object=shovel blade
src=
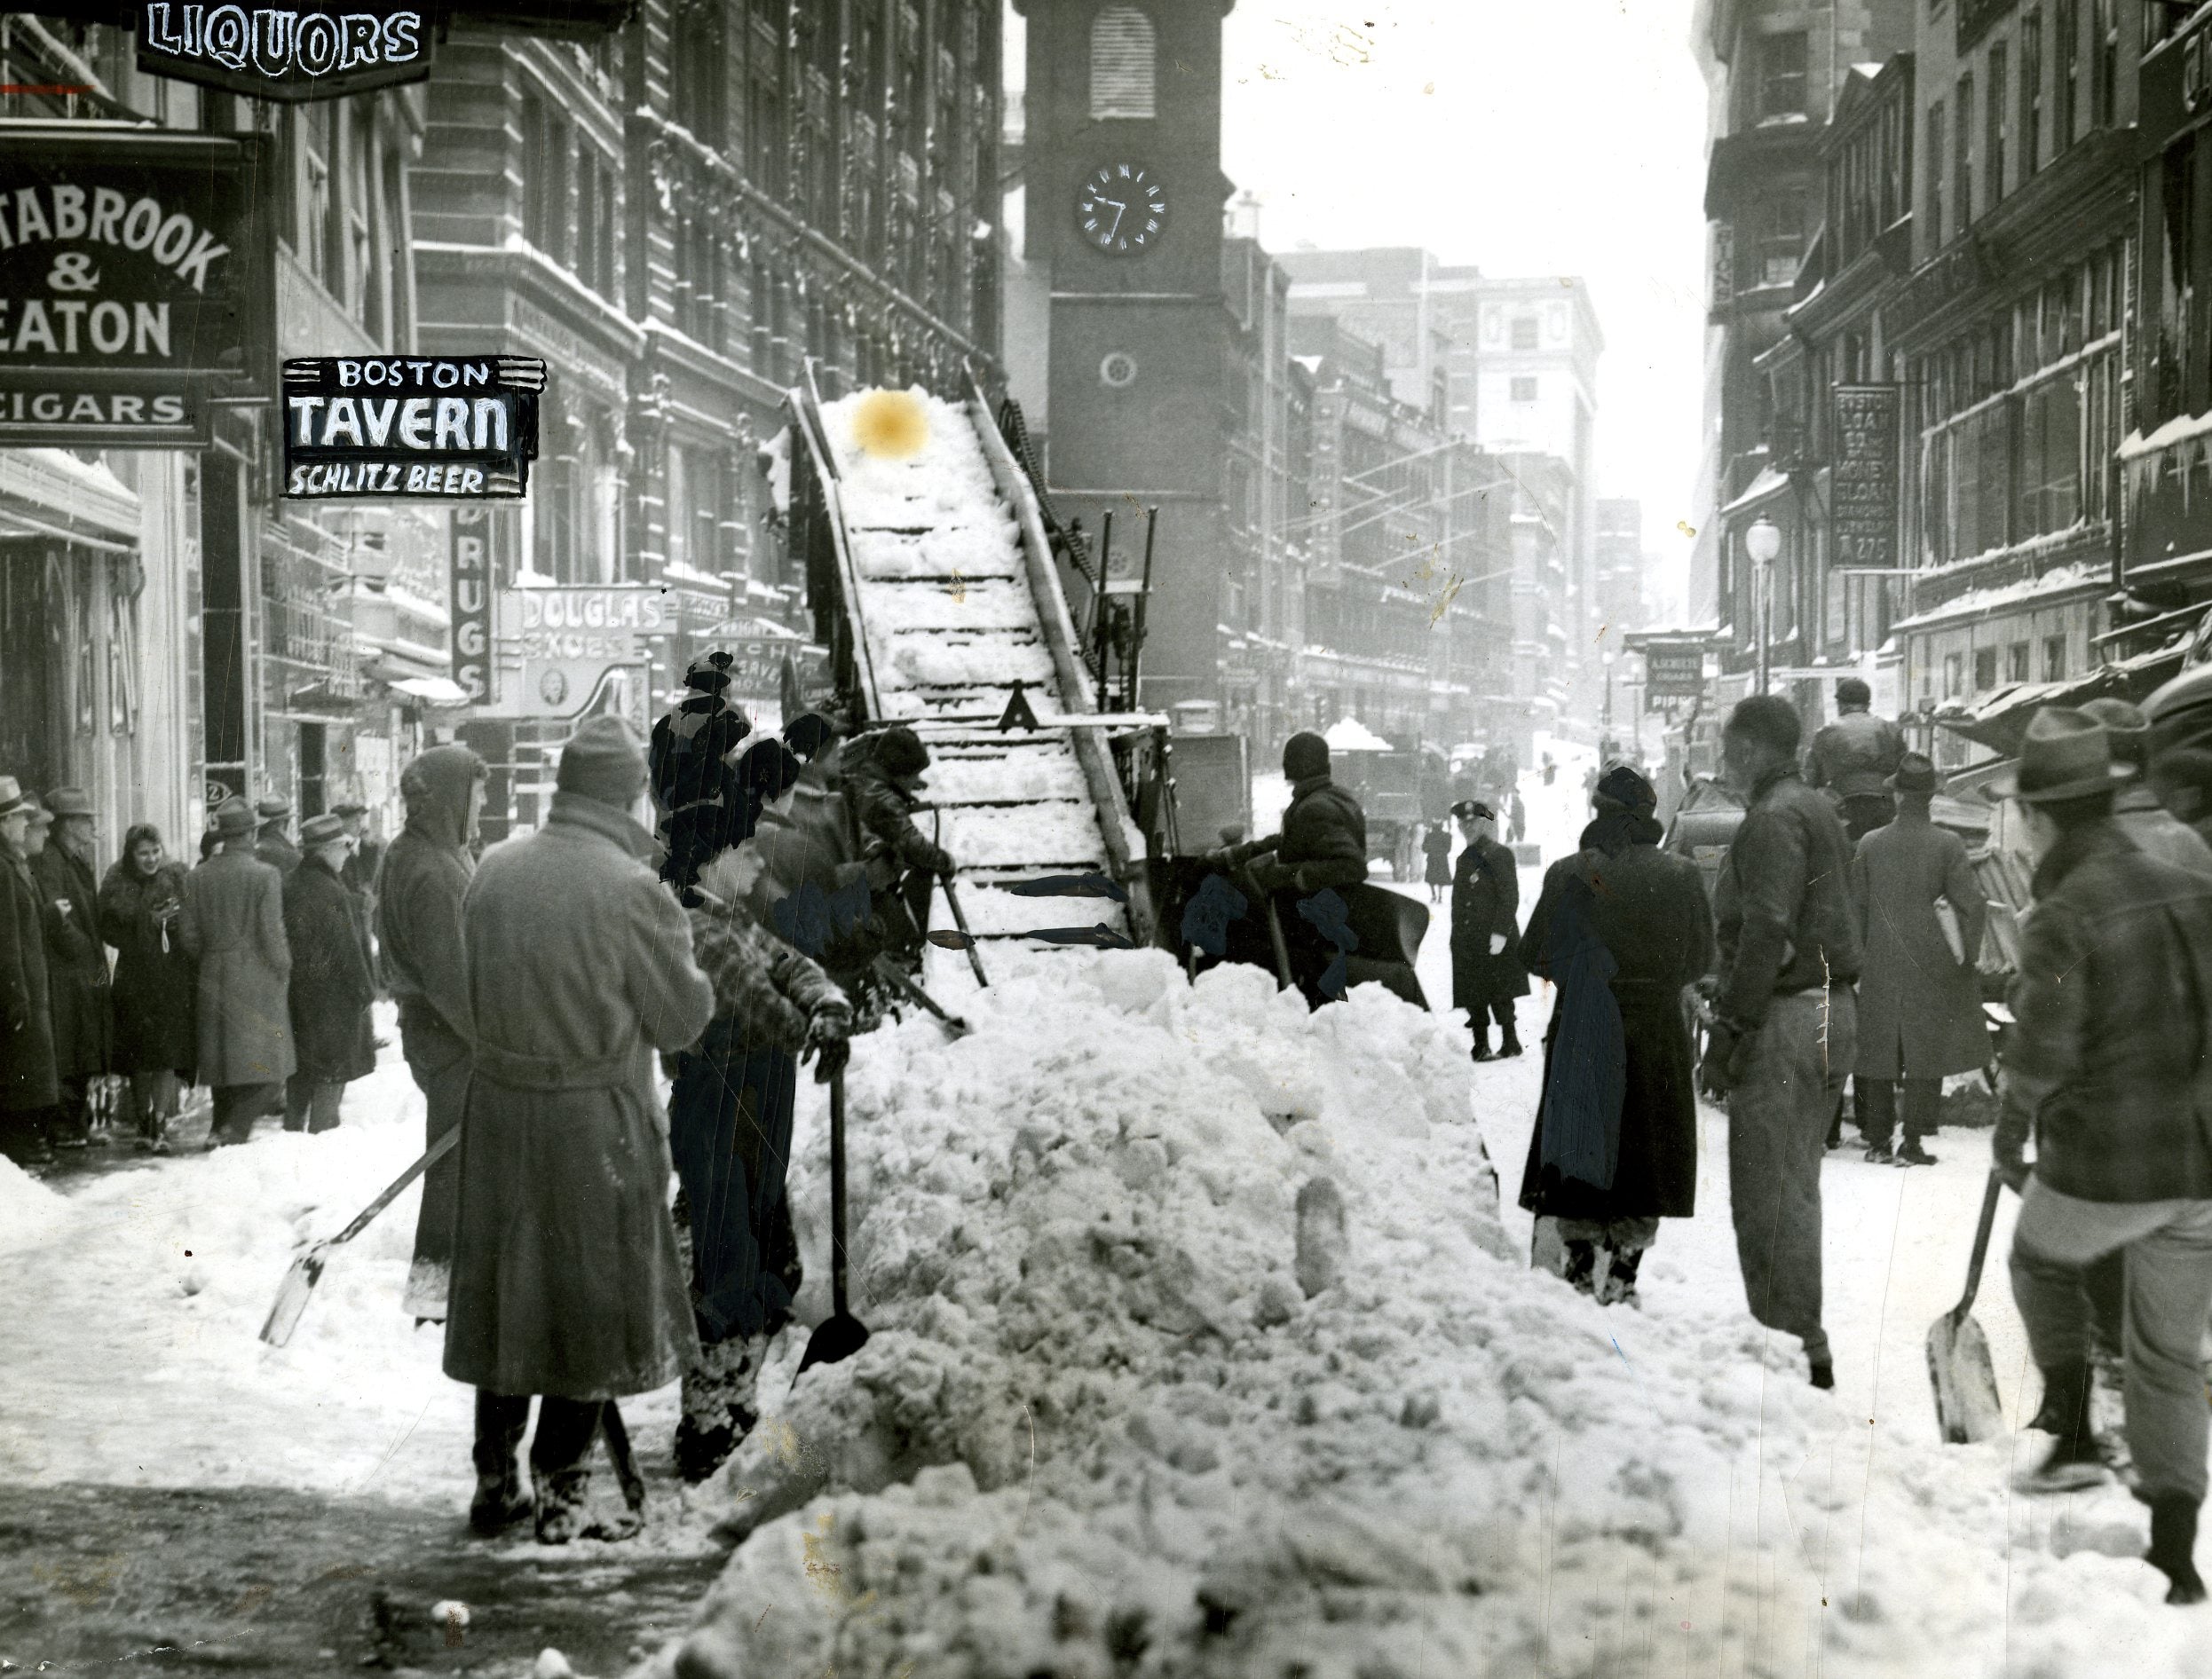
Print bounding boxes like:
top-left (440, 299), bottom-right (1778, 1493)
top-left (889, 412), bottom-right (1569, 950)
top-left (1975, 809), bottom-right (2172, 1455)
top-left (1927, 1309), bottom-right (2005, 1445)
top-left (791, 1312), bottom-right (871, 1386)
top-left (258, 1249), bottom-right (327, 1348)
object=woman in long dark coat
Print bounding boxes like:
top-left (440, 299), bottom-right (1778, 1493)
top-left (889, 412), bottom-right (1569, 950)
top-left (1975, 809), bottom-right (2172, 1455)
top-left (1450, 800), bottom-right (1529, 1059)
top-left (98, 824), bottom-right (196, 1151)
top-left (1518, 765), bottom-right (1715, 1305)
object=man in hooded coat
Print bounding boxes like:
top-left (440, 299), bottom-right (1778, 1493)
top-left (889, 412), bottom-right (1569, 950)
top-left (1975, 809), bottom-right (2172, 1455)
top-left (445, 716), bottom-right (715, 1544)
top-left (179, 796), bottom-right (296, 1147)
top-left (377, 744), bottom-right (488, 1322)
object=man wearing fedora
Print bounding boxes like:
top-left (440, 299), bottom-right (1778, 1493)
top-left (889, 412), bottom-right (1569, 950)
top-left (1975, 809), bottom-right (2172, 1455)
top-left (1807, 676), bottom-right (1907, 844)
top-left (1993, 707), bottom-right (2212, 1604)
top-left (1845, 753), bottom-right (1988, 1167)
top-left (254, 794), bottom-right (300, 879)
top-left (179, 795), bottom-right (296, 1147)
top-left (280, 815), bottom-right (377, 1135)
top-left (0, 776), bottom-right (59, 1163)
top-left (31, 788), bottom-right (113, 1150)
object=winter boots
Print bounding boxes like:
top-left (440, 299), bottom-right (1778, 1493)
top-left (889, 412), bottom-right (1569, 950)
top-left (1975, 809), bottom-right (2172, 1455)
top-left (2014, 1361), bottom-right (2107, 1494)
top-left (470, 1392), bottom-right (533, 1536)
top-left (1497, 1023), bottom-right (1524, 1058)
top-left (675, 1334), bottom-right (770, 1485)
top-left (2147, 1497), bottom-right (2208, 1604)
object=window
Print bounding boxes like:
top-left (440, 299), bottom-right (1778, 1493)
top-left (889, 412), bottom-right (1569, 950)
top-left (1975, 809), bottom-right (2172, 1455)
top-left (520, 92), bottom-right (569, 263)
top-left (2094, 0), bottom-right (2118, 128)
top-left (672, 4), bottom-right (725, 147)
top-left (1927, 97), bottom-right (1947, 239)
top-left (574, 149), bottom-right (614, 296)
top-left (2156, 137), bottom-right (2196, 422)
top-left (1973, 646), bottom-right (1998, 690)
top-left (108, 592), bottom-right (138, 736)
top-left (1090, 6), bottom-right (1155, 120)
top-left (2021, 12), bottom-right (2042, 181)
top-left (1510, 376), bottom-right (1537, 403)
top-left (2008, 642), bottom-right (2031, 683)
top-left (1945, 651), bottom-right (1965, 698)
top-left (2017, 372), bottom-right (2084, 538)
top-left (1758, 31), bottom-right (1807, 121)
top-left (2056, 0), bottom-right (2078, 150)
top-left (748, 52), bottom-right (785, 189)
top-left (1986, 42), bottom-right (2008, 205)
top-left (1954, 71), bottom-right (1974, 228)
top-left (2045, 634), bottom-right (2067, 679)
top-left (1511, 316), bottom-right (1539, 351)
top-left (1751, 194), bottom-right (1804, 288)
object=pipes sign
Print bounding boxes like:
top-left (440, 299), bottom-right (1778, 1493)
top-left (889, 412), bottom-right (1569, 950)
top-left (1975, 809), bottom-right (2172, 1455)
top-left (281, 356), bottom-right (543, 501)
top-left (137, 4), bottom-right (436, 101)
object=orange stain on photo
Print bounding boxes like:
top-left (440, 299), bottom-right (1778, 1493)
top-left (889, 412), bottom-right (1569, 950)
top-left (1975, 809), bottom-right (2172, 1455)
top-left (850, 390), bottom-right (928, 460)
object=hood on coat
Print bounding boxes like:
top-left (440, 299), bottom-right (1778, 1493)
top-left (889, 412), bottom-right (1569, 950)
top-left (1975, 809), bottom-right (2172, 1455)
top-left (400, 745), bottom-right (486, 850)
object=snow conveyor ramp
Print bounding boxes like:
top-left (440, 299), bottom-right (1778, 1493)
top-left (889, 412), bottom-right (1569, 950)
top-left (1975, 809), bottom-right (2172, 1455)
top-left (810, 387), bottom-right (1146, 946)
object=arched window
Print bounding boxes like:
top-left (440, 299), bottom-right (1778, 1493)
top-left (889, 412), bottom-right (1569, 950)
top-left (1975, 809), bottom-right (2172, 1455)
top-left (1090, 6), bottom-right (1156, 120)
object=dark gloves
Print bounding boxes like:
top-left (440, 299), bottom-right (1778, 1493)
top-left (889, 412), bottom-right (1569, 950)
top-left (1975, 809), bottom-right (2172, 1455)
top-left (922, 845), bottom-right (956, 879)
top-left (1993, 1101), bottom-right (2032, 1194)
top-left (1246, 857), bottom-right (1297, 894)
top-left (806, 1005), bottom-right (853, 1085)
top-left (1698, 1019), bottom-right (1752, 1101)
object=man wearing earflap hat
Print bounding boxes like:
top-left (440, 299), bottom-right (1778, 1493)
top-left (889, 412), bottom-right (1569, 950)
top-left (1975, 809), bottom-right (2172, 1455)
top-left (1207, 730), bottom-right (1370, 1005)
top-left (1992, 707), bottom-right (2212, 1604)
top-left (445, 713), bottom-right (715, 1544)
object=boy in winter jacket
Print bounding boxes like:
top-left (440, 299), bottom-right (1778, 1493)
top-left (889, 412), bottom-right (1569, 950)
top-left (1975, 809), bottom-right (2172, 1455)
top-left (838, 724), bottom-right (955, 952)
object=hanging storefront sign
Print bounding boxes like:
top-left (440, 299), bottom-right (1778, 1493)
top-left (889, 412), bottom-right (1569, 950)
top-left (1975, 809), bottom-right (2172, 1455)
top-left (449, 502), bottom-right (493, 703)
top-left (136, 4), bottom-right (434, 101)
top-left (1832, 383), bottom-right (1901, 572)
top-left (1640, 642), bottom-right (1708, 701)
top-left (502, 584), bottom-right (668, 719)
top-left (0, 125), bottom-right (273, 448)
top-left (282, 356), bottom-right (543, 500)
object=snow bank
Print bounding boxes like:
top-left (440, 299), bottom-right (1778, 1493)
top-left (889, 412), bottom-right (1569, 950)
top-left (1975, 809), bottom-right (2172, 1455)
top-left (0, 1153), bottom-right (70, 1256)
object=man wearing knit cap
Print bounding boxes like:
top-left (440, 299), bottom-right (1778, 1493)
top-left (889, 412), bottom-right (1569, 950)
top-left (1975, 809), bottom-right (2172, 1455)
top-left (840, 722), bottom-right (956, 951)
top-left (1207, 731), bottom-right (1370, 1005)
top-left (445, 713), bottom-right (715, 1543)
top-left (1807, 677), bottom-right (1906, 843)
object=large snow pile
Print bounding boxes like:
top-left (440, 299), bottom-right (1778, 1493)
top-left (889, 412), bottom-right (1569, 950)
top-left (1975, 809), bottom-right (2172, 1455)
top-left (641, 952), bottom-right (1909, 1679)
top-left (0, 1152), bottom-right (70, 1257)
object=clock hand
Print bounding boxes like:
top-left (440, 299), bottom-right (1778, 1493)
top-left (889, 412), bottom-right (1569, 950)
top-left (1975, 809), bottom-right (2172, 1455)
top-left (1102, 200), bottom-right (1126, 240)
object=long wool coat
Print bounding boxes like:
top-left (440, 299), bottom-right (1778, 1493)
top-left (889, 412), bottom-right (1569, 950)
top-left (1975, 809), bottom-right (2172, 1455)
top-left (1518, 822), bottom-right (1716, 1224)
top-left (1848, 808), bottom-right (1990, 1081)
top-left (1, 847), bottom-right (57, 1113)
top-left (178, 847), bottom-right (296, 1090)
top-left (443, 791), bottom-right (716, 1400)
top-left (1450, 835), bottom-right (1529, 1011)
top-left (99, 857), bottom-right (197, 1076)
top-left (33, 844), bottom-right (113, 1081)
top-left (282, 855), bottom-right (376, 1084)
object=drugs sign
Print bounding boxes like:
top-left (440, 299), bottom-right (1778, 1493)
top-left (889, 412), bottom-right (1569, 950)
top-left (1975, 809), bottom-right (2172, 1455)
top-left (282, 356), bottom-right (543, 500)
top-left (0, 126), bottom-right (273, 447)
top-left (137, 4), bottom-right (434, 101)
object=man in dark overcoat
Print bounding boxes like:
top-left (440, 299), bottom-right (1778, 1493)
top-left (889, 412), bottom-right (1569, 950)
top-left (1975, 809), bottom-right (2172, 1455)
top-left (280, 816), bottom-right (376, 1134)
top-left (1847, 753), bottom-right (1988, 1166)
top-left (377, 745), bottom-right (486, 1324)
top-left (1208, 731), bottom-right (1369, 1006)
top-left (0, 776), bottom-right (58, 1163)
top-left (254, 795), bottom-right (300, 878)
top-left (446, 715), bottom-right (715, 1544)
top-left (178, 796), bottom-right (296, 1147)
top-left (1449, 799), bottom-right (1527, 1060)
top-left (1992, 708), bottom-right (2212, 1606)
top-left (30, 789), bottom-right (111, 1148)
top-left (1519, 766), bottom-right (1714, 1304)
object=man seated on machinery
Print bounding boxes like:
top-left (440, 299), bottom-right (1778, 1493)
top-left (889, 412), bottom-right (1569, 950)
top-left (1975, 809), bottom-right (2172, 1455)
top-left (837, 723), bottom-right (957, 964)
top-left (1205, 731), bottom-right (1370, 1005)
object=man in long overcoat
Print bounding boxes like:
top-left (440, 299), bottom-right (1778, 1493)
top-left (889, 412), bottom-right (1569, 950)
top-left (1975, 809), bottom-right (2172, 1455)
top-left (376, 744), bottom-right (486, 1323)
top-left (1449, 800), bottom-right (1527, 1059)
top-left (255, 795), bottom-right (300, 878)
top-left (0, 776), bottom-right (58, 1163)
top-left (280, 816), bottom-right (376, 1134)
top-left (1847, 753), bottom-right (1989, 1166)
top-left (178, 796), bottom-right (296, 1147)
top-left (446, 715), bottom-right (715, 1544)
top-left (30, 789), bottom-right (111, 1148)
top-left (1519, 766), bottom-right (1714, 1304)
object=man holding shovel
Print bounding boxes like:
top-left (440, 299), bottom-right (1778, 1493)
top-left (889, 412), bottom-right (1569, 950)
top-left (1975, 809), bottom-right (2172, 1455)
top-left (1993, 708), bottom-right (2212, 1604)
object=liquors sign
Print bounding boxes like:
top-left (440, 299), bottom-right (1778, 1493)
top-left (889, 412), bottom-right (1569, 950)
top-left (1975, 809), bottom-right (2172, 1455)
top-left (137, 4), bottom-right (435, 101)
top-left (0, 126), bottom-right (273, 447)
top-left (281, 356), bottom-right (543, 499)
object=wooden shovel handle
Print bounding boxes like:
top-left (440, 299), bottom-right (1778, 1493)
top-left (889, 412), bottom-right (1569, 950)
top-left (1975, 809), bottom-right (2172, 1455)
top-left (1954, 1167), bottom-right (2004, 1319)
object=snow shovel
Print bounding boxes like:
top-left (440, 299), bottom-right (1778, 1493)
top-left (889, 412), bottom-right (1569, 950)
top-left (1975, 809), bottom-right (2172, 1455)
top-left (794, 1068), bottom-right (869, 1383)
top-left (933, 811), bottom-right (990, 989)
top-left (1239, 865), bottom-right (1296, 990)
top-left (260, 1127), bottom-right (461, 1348)
top-left (1927, 1167), bottom-right (2008, 1445)
top-left (871, 954), bottom-right (972, 1036)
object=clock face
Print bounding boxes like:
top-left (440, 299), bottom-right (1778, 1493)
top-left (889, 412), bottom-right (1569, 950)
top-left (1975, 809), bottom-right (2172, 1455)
top-left (1076, 163), bottom-right (1167, 255)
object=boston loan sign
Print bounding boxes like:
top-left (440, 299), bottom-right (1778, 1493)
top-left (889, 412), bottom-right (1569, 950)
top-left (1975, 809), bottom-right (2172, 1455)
top-left (0, 126), bottom-right (272, 447)
top-left (282, 355), bottom-right (544, 500)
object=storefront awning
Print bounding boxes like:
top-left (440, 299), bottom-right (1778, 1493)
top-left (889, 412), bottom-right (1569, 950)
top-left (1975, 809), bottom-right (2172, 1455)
top-left (388, 675), bottom-right (474, 705)
top-left (1935, 671), bottom-right (2120, 754)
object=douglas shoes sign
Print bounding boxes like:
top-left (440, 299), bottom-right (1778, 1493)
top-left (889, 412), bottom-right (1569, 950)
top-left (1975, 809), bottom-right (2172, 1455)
top-left (138, 4), bottom-right (435, 100)
top-left (281, 355), bottom-right (544, 501)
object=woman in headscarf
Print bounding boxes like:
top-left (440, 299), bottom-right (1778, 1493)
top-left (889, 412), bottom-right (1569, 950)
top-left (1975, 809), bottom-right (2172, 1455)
top-left (97, 824), bottom-right (196, 1152)
top-left (1519, 765), bottom-right (1715, 1305)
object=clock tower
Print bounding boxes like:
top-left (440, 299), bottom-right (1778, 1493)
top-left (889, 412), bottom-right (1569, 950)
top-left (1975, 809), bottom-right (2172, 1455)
top-left (1013, 0), bottom-right (1237, 714)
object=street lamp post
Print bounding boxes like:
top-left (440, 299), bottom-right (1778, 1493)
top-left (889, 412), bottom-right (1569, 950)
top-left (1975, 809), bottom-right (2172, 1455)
top-left (1746, 514), bottom-right (1782, 696)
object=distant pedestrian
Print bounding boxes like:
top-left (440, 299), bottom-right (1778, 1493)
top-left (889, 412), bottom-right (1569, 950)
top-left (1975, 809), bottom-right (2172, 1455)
top-left (1991, 708), bottom-right (2212, 1607)
top-left (446, 716), bottom-right (714, 1544)
top-left (1421, 821), bottom-right (1453, 903)
top-left (98, 824), bottom-right (196, 1152)
top-left (2082, 698), bottom-right (2212, 872)
top-left (1542, 753), bottom-right (1557, 787)
top-left (280, 815), bottom-right (375, 1135)
top-left (1508, 789), bottom-right (1527, 845)
top-left (1806, 677), bottom-right (1906, 843)
top-left (1847, 753), bottom-right (1989, 1167)
top-left (376, 745), bottom-right (487, 1321)
top-left (333, 800), bottom-right (384, 902)
top-left (1449, 800), bottom-right (1526, 1060)
top-left (254, 795), bottom-right (300, 878)
top-left (1519, 766), bottom-right (1713, 1305)
top-left (31, 789), bottom-right (112, 1149)
top-left (1699, 695), bottom-right (1860, 1390)
top-left (0, 776), bottom-right (58, 1164)
top-left (178, 795), bottom-right (296, 1148)
top-left (2146, 666), bottom-right (2212, 849)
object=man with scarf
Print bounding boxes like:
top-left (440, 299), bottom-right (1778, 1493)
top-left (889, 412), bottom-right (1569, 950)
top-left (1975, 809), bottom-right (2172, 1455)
top-left (376, 745), bottom-right (488, 1327)
top-left (1520, 765), bottom-right (1714, 1305)
top-left (1700, 696), bottom-right (1860, 1389)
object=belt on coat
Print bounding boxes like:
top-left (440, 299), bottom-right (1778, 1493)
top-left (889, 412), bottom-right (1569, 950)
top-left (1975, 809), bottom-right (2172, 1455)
top-left (472, 1041), bottom-right (634, 1092)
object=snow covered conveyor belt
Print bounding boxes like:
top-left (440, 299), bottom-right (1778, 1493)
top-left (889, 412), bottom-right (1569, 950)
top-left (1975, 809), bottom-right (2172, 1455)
top-left (815, 388), bottom-right (1143, 947)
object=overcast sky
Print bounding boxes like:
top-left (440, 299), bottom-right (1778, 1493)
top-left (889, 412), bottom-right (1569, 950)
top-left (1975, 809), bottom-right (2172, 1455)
top-left (1007, 2), bottom-right (1710, 605)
